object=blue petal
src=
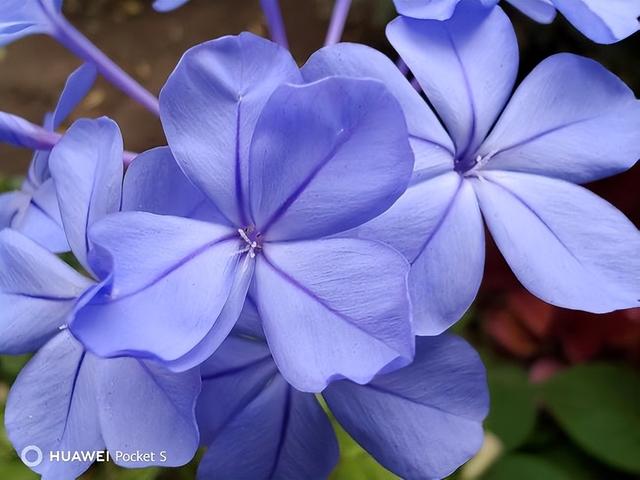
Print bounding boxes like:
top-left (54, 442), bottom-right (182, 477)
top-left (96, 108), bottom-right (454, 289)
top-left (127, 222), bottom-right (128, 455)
top-left (122, 146), bottom-right (228, 224)
top-left (197, 336), bottom-right (338, 480)
top-left (0, 111), bottom-right (59, 150)
top-left (393, 0), bottom-right (463, 20)
top-left (5, 331), bottom-right (104, 479)
top-left (232, 297), bottom-right (265, 339)
top-left (153, 0), bottom-right (190, 11)
top-left (48, 117), bottom-right (124, 274)
top-left (71, 212), bottom-right (248, 369)
top-left (96, 358), bottom-right (201, 467)
top-left (480, 54), bottom-right (640, 184)
top-left (254, 238), bottom-right (414, 392)
top-left (553, 0), bottom-right (640, 43)
top-left (160, 32), bottom-right (301, 226)
top-left (249, 77), bottom-right (414, 241)
top-left (0, 229), bottom-right (91, 354)
top-left (0, 0), bottom-right (56, 47)
top-left (15, 178), bottom-right (69, 253)
top-left (197, 335), bottom-right (278, 445)
top-left (505, 0), bottom-right (557, 23)
top-left (393, 0), bottom-right (498, 20)
top-left (472, 170), bottom-right (640, 312)
top-left (0, 191), bottom-right (26, 228)
top-left (386, 2), bottom-right (518, 160)
top-left (301, 42), bottom-right (454, 181)
top-left (349, 172), bottom-right (485, 335)
top-left (48, 63), bottom-right (98, 131)
top-left (324, 335), bottom-right (488, 480)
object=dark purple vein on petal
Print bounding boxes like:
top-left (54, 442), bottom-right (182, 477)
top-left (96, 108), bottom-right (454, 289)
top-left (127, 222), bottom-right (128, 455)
top-left (444, 29), bottom-right (476, 161)
top-left (260, 126), bottom-right (354, 235)
top-left (260, 253), bottom-right (404, 353)
top-left (58, 350), bottom-right (87, 447)
top-left (361, 382), bottom-right (481, 422)
top-left (92, 234), bottom-right (237, 305)
top-left (205, 363), bottom-right (279, 440)
top-left (486, 115), bottom-right (606, 160)
top-left (266, 384), bottom-right (292, 479)
top-left (482, 175), bottom-right (584, 266)
top-left (11, 292), bottom-right (78, 302)
top-left (410, 175), bottom-right (464, 265)
top-left (234, 101), bottom-right (248, 225)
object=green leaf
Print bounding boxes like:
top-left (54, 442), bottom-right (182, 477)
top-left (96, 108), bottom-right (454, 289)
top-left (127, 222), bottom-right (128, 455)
top-left (485, 365), bottom-right (537, 450)
top-left (0, 462), bottom-right (39, 480)
top-left (482, 454), bottom-right (571, 480)
top-left (539, 363), bottom-right (640, 473)
top-left (330, 422), bottom-right (399, 480)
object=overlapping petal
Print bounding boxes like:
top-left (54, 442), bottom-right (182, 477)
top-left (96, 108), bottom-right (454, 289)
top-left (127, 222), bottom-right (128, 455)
top-left (5, 331), bottom-right (103, 480)
top-left (480, 54), bottom-right (640, 184)
top-left (553, 0), bottom-right (640, 44)
top-left (249, 77), bottom-right (413, 241)
top-left (122, 146), bottom-right (227, 223)
top-left (351, 172), bottom-right (485, 335)
top-left (473, 171), bottom-right (640, 313)
top-left (160, 32), bottom-right (301, 226)
top-left (48, 117), bottom-right (124, 272)
top-left (253, 238), bottom-right (414, 392)
top-left (15, 178), bottom-right (68, 253)
top-left (393, 0), bottom-right (498, 20)
top-left (47, 63), bottom-right (98, 131)
top-left (6, 330), bottom-right (202, 477)
top-left (387, 1), bottom-right (518, 158)
top-left (301, 42), bottom-right (454, 180)
top-left (324, 335), bottom-right (489, 480)
top-left (96, 358), bottom-right (201, 468)
top-left (197, 336), bottom-right (338, 480)
top-left (71, 212), bottom-right (247, 369)
top-left (506, 0), bottom-right (557, 23)
top-left (0, 0), bottom-right (61, 47)
top-left (0, 229), bottom-right (91, 355)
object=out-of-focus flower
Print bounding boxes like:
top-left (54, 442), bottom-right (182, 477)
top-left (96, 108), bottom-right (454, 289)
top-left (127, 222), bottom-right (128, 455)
top-left (392, 0), bottom-right (640, 43)
top-left (484, 289), bottom-right (640, 365)
top-left (303, 2), bottom-right (640, 337)
top-left (153, 0), bottom-right (190, 12)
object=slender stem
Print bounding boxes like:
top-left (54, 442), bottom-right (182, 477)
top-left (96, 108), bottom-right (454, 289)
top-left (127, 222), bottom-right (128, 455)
top-left (0, 113), bottom-right (138, 165)
top-left (260, 0), bottom-right (289, 48)
top-left (46, 14), bottom-right (160, 116)
top-left (325, 0), bottom-right (352, 46)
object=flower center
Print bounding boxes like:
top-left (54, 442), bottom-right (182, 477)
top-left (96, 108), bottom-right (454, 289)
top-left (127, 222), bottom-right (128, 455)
top-left (237, 227), bottom-right (262, 258)
top-left (455, 150), bottom-right (497, 175)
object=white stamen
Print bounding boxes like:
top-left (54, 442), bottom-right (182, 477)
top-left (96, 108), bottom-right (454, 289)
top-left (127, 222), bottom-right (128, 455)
top-left (237, 228), bottom-right (259, 258)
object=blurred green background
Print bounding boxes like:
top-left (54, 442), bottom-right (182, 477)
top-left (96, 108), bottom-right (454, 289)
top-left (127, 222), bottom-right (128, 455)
top-left (1, 1), bottom-right (639, 478)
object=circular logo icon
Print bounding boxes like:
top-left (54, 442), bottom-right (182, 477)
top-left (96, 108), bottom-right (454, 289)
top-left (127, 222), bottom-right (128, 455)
top-left (20, 445), bottom-right (43, 468)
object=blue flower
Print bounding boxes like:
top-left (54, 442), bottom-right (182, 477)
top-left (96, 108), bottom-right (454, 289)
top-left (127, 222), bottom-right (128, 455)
top-left (0, 63), bottom-right (96, 253)
top-left (69, 32), bottom-right (416, 393)
top-left (153, 0), bottom-right (190, 11)
top-left (196, 303), bottom-right (488, 480)
top-left (0, 118), bottom-right (201, 478)
top-left (393, 0), bottom-right (640, 43)
top-left (302, 2), bottom-right (640, 335)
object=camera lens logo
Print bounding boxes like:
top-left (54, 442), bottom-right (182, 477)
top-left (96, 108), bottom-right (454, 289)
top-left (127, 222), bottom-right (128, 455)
top-left (20, 445), bottom-right (43, 467)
